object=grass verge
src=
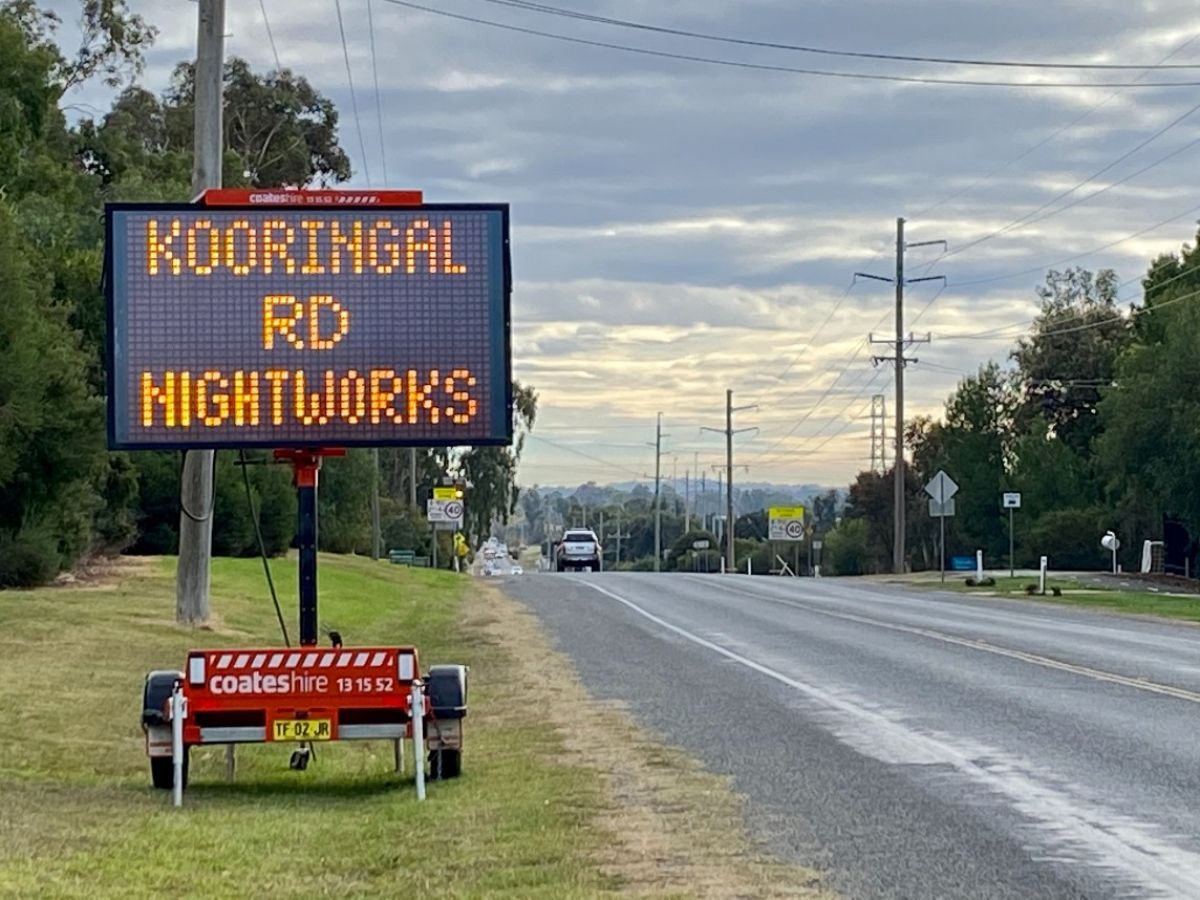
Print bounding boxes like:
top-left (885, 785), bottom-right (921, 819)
top-left (0, 555), bottom-right (827, 898)
top-left (897, 573), bottom-right (1200, 622)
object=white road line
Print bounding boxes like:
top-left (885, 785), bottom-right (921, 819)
top-left (685, 577), bottom-right (1200, 705)
top-left (576, 577), bottom-right (1200, 898)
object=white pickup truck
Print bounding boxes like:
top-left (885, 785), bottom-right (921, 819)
top-left (556, 529), bottom-right (602, 572)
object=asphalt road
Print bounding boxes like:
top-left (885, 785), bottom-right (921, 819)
top-left (499, 572), bottom-right (1200, 899)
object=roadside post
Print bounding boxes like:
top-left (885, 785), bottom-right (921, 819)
top-left (924, 471), bottom-right (959, 583)
top-left (1003, 492), bottom-right (1021, 578)
top-left (1039, 555), bottom-right (1048, 594)
top-left (976, 550), bottom-right (984, 583)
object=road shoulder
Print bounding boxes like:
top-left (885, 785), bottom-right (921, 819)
top-left (470, 583), bottom-right (830, 898)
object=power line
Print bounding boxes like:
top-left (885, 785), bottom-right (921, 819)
top-left (753, 372), bottom-right (892, 471)
top-left (526, 433), bottom-right (648, 479)
top-left (334, 0), bottom-right (373, 186)
top-left (931, 260), bottom-right (1200, 342)
top-left (748, 340), bottom-right (871, 450)
top-left (258, 0), bottom-right (282, 70)
top-left (378, 0), bottom-right (1200, 89)
top-left (937, 282), bottom-right (1200, 342)
top-left (475, 0), bottom-right (1200, 71)
top-left (754, 231), bottom-right (897, 393)
top-left (807, 394), bottom-right (888, 456)
top-left (909, 32), bottom-right (1200, 221)
top-left (751, 362), bottom-right (884, 468)
top-left (367, 0), bottom-right (391, 184)
top-left (896, 32), bottom-right (1200, 328)
top-left (946, 199), bottom-right (1200, 289)
top-left (945, 94), bottom-right (1200, 260)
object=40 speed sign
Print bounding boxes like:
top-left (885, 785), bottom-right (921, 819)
top-left (768, 506), bottom-right (806, 541)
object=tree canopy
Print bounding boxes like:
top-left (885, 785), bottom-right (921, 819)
top-left (0, 0), bottom-right (539, 586)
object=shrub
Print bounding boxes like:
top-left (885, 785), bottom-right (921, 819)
top-left (964, 577), bottom-right (977, 587)
top-left (1051, 586), bottom-right (1063, 597)
top-left (0, 534), bottom-right (59, 588)
top-left (979, 577), bottom-right (996, 587)
top-left (1025, 584), bottom-right (1038, 595)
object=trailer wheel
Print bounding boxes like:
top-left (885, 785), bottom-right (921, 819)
top-left (428, 748), bottom-right (461, 779)
top-left (150, 752), bottom-right (188, 790)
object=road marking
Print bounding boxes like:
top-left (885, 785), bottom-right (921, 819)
top-left (575, 577), bottom-right (1200, 897)
top-left (686, 576), bottom-right (1200, 706)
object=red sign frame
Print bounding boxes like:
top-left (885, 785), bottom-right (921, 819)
top-left (198, 188), bottom-right (424, 207)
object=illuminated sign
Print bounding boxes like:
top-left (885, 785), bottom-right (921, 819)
top-left (105, 203), bottom-right (511, 449)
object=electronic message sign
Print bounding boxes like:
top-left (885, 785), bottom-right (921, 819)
top-left (105, 202), bottom-right (511, 449)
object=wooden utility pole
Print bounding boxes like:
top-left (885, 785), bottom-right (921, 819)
top-left (703, 390), bottom-right (756, 574)
top-left (892, 220), bottom-right (906, 576)
top-left (176, 0), bottom-right (225, 625)
top-left (860, 218), bottom-right (943, 575)
top-left (652, 413), bottom-right (665, 572)
top-left (409, 448), bottom-right (417, 506)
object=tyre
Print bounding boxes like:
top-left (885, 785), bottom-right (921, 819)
top-left (150, 751), bottom-right (188, 790)
top-left (556, 560), bottom-right (565, 572)
top-left (428, 748), bottom-right (462, 779)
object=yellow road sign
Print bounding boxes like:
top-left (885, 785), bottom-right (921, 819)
top-left (433, 487), bottom-right (457, 500)
top-left (768, 506), bottom-right (806, 521)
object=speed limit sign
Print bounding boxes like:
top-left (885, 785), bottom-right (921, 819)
top-left (768, 506), bottom-right (805, 541)
top-left (428, 499), bottom-right (464, 525)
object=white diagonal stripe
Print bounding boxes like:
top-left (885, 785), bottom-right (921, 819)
top-left (353, 652), bottom-right (369, 666)
top-left (286, 653), bottom-right (300, 667)
top-left (371, 651), bottom-right (387, 666)
top-left (268, 653), bottom-right (284, 668)
top-left (302, 653), bottom-right (319, 667)
top-left (337, 652), bottom-right (353, 667)
top-left (234, 654), bottom-right (250, 669)
top-left (217, 654), bottom-right (233, 669)
top-left (320, 652), bottom-right (336, 667)
top-left (251, 654), bottom-right (267, 669)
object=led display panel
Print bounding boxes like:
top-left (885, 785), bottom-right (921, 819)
top-left (105, 203), bottom-right (511, 449)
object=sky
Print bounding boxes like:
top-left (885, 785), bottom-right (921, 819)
top-left (52, 0), bottom-right (1200, 490)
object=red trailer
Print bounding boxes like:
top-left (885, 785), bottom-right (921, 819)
top-left (138, 450), bottom-right (468, 804)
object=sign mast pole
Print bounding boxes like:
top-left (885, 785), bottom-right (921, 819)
top-left (939, 478), bottom-right (946, 584)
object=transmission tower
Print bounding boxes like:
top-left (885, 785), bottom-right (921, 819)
top-left (869, 394), bottom-right (888, 474)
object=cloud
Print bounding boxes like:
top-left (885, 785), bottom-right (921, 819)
top-left (50, 0), bottom-right (1200, 485)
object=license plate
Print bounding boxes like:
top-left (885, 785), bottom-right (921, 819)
top-left (272, 719), bottom-right (332, 741)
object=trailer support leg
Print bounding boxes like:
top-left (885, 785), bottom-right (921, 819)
top-left (225, 744), bottom-right (236, 782)
top-left (411, 681), bottom-right (426, 801)
top-left (394, 738), bottom-right (405, 774)
top-left (171, 681), bottom-right (187, 808)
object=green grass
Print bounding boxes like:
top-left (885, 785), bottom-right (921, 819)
top-left (0, 555), bottom-right (613, 898)
top-left (919, 575), bottom-right (1080, 595)
top-left (905, 573), bottom-right (1200, 622)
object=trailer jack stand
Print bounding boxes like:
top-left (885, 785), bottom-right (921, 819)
top-left (289, 745), bottom-right (312, 771)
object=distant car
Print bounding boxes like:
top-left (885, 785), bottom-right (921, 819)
top-left (509, 563), bottom-right (524, 575)
top-left (556, 529), bottom-right (602, 572)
